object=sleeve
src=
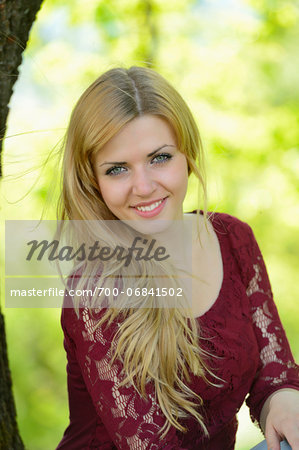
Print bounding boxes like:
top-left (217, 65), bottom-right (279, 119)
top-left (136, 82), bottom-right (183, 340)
top-left (60, 291), bottom-right (187, 450)
top-left (56, 306), bottom-right (117, 450)
top-left (226, 216), bottom-right (299, 426)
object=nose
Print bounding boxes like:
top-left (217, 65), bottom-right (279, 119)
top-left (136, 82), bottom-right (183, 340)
top-left (131, 167), bottom-right (157, 197)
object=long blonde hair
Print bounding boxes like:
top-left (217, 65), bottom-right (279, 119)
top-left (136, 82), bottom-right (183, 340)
top-left (58, 66), bottom-right (216, 439)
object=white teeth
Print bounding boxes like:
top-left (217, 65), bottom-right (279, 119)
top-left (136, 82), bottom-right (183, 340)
top-left (136, 199), bottom-right (163, 212)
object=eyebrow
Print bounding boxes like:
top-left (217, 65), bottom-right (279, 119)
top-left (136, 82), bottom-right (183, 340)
top-left (99, 144), bottom-right (176, 167)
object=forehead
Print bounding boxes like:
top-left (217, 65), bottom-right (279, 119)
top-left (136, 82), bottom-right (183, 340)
top-left (95, 115), bottom-right (176, 161)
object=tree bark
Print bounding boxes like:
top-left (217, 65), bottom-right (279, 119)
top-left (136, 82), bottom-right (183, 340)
top-left (0, 313), bottom-right (24, 449)
top-left (0, 0), bottom-right (44, 447)
top-left (0, 0), bottom-right (44, 176)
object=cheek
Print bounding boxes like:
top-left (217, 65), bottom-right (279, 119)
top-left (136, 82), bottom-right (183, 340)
top-left (170, 158), bottom-right (188, 194)
top-left (98, 180), bottom-right (126, 208)
top-left (159, 165), bottom-right (188, 199)
top-left (178, 172), bottom-right (188, 200)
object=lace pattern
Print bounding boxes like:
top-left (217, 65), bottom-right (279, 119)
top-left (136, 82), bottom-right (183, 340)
top-left (246, 259), bottom-right (271, 299)
top-left (79, 302), bottom-right (167, 449)
top-left (246, 261), bottom-right (285, 370)
top-left (246, 253), bottom-right (293, 384)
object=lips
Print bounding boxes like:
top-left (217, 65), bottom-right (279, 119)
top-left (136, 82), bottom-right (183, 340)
top-left (131, 196), bottom-right (168, 208)
top-left (131, 197), bottom-right (168, 218)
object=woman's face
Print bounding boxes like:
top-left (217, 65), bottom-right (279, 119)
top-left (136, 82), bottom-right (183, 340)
top-left (94, 115), bottom-right (188, 231)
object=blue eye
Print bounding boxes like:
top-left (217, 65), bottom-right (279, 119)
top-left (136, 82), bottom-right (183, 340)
top-left (152, 153), bottom-right (172, 164)
top-left (105, 166), bottom-right (126, 176)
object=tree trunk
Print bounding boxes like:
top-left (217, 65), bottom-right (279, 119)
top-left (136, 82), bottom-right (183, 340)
top-left (0, 313), bottom-right (24, 449)
top-left (0, 0), bottom-right (44, 447)
top-left (0, 0), bottom-right (44, 176)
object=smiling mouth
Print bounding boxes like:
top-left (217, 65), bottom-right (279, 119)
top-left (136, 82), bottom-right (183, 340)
top-left (132, 197), bottom-right (167, 212)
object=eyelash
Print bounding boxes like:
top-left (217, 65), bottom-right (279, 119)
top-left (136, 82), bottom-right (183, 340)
top-left (105, 153), bottom-right (173, 176)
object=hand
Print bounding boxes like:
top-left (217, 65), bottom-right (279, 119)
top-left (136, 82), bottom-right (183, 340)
top-left (260, 388), bottom-right (299, 450)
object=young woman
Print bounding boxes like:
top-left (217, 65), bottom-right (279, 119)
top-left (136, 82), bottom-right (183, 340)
top-left (56, 66), bottom-right (299, 450)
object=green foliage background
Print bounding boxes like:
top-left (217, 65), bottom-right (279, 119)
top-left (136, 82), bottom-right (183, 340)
top-left (1, 0), bottom-right (298, 448)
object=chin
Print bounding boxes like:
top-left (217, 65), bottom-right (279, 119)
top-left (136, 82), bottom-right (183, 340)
top-left (128, 218), bottom-right (178, 239)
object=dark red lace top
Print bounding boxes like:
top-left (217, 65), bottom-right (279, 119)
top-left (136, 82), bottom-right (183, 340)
top-left (57, 212), bottom-right (299, 450)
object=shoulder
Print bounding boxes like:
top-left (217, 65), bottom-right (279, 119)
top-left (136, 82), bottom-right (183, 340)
top-left (206, 212), bottom-right (262, 281)
top-left (207, 211), bottom-right (252, 232)
top-left (207, 212), bottom-right (270, 289)
top-left (207, 211), bottom-right (255, 247)
top-left (189, 209), bottom-right (251, 230)
top-left (188, 209), bottom-right (256, 247)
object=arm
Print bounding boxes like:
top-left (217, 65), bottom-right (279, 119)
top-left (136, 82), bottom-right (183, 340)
top-left (227, 217), bottom-right (299, 448)
top-left (57, 306), bottom-right (117, 450)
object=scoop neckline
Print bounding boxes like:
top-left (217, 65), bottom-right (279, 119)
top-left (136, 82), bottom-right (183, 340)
top-left (186, 210), bottom-right (227, 319)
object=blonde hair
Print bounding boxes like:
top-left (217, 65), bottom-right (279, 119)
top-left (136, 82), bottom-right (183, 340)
top-left (58, 66), bottom-right (216, 439)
